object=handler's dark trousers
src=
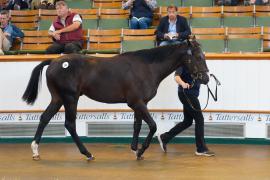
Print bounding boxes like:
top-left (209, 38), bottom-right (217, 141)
top-left (162, 91), bottom-right (208, 152)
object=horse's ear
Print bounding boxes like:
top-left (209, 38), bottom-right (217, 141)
top-left (187, 38), bottom-right (192, 47)
top-left (189, 34), bottom-right (196, 41)
top-left (188, 35), bottom-right (200, 47)
top-left (187, 35), bottom-right (196, 45)
top-left (187, 35), bottom-right (191, 46)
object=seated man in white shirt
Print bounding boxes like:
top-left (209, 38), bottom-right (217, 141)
top-left (46, 0), bottom-right (83, 54)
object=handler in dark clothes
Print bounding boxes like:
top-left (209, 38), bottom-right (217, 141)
top-left (158, 66), bottom-right (215, 157)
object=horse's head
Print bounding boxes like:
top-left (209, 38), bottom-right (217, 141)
top-left (184, 38), bottom-right (209, 85)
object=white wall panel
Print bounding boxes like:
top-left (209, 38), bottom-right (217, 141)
top-left (1, 60), bottom-right (270, 111)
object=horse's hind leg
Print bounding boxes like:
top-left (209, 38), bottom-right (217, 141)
top-left (63, 95), bottom-right (94, 161)
top-left (131, 112), bottom-right (142, 153)
top-left (31, 101), bottom-right (62, 160)
top-left (129, 101), bottom-right (157, 160)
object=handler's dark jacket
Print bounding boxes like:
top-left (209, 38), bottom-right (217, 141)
top-left (175, 66), bottom-right (200, 97)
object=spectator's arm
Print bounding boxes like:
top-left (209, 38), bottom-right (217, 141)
top-left (145, 0), bottom-right (157, 10)
top-left (48, 24), bottom-right (55, 36)
top-left (50, 21), bottom-right (81, 41)
top-left (48, 14), bottom-right (82, 35)
top-left (48, 30), bottom-right (54, 36)
top-left (122, 0), bottom-right (134, 9)
top-left (48, 24), bottom-right (59, 40)
top-left (156, 18), bottom-right (166, 41)
top-left (3, 25), bottom-right (13, 37)
top-left (177, 17), bottom-right (191, 41)
top-left (11, 25), bottom-right (24, 38)
top-left (56, 21), bottom-right (81, 34)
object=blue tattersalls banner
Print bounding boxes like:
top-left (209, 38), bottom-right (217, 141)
top-left (0, 111), bottom-right (269, 123)
top-left (0, 111), bottom-right (269, 138)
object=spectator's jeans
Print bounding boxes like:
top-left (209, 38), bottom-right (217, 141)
top-left (254, 0), bottom-right (268, 5)
top-left (129, 17), bottom-right (152, 29)
top-left (159, 40), bottom-right (182, 46)
top-left (217, 0), bottom-right (239, 5)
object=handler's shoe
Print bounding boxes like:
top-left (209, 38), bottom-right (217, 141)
top-left (157, 134), bottom-right (167, 153)
top-left (195, 150), bottom-right (215, 157)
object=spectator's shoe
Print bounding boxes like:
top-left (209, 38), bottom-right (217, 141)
top-left (157, 134), bottom-right (167, 153)
top-left (195, 150), bottom-right (215, 157)
top-left (0, 49), bottom-right (4, 55)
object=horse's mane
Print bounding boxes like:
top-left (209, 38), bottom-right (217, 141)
top-left (119, 42), bottom-right (190, 63)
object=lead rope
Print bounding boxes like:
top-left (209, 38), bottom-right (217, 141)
top-left (183, 74), bottom-right (221, 112)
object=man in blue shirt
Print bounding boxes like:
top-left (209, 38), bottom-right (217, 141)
top-left (0, 10), bottom-right (24, 55)
top-left (156, 5), bottom-right (191, 46)
top-left (123, 0), bottom-right (157, 29)
top-left (157, 66), bottom-right (215, 157)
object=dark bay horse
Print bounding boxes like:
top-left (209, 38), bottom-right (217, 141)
top-left (22, 40), bottom-right (209, 161)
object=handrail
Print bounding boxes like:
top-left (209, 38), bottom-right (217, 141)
top-left (0, 109), bottom-right (269, 114)
top-left (2, 53), bottom-right (270, 62)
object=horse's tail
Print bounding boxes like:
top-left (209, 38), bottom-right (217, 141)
top-left (22, 59), bottom-right (52, 105)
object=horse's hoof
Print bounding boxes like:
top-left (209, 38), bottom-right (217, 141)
top-left (86, 155), bottom-right (95, 161)
top-left (32, 155), bottom-right (40, 161)
top-left (136, 155), bottom-right (144, 160)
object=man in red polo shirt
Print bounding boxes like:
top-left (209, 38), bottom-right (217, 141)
top-left (46, 0), bottom-right (83, 54)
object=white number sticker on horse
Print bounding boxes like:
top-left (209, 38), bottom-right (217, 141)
top-left (62, 62), bottom-right (69, 68)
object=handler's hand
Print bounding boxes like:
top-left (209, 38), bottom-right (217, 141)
top-left (180, 82), bottom-right (190, 89)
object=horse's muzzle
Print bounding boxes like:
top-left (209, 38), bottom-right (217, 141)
top-left (200, 72), bottom-right (210, 84)
top-left (192, 72), bottom-right (209, 85)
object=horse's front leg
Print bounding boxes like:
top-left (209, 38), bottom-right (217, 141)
top-left (131, 112), bottom-right (142, 153)
top-left (130, 102), bottom-right (157, 160)
top-left (31, 101), bottom-right (62, 160)
top-left (63, 95), bottom-right (94, 161)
